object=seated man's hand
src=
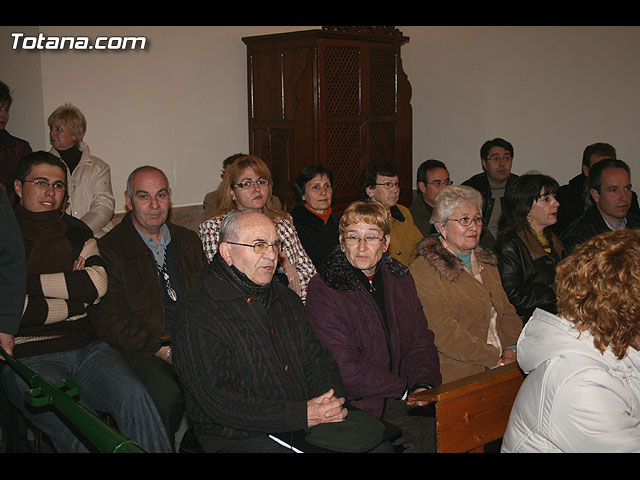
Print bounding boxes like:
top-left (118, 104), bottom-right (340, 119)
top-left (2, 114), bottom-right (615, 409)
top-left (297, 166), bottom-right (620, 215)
top-left (73, 256), bottom-right (85, 271)
top-left (155, 345), bottom-right (172, 364)
top-left (306, 389), bottom-right (348, 428)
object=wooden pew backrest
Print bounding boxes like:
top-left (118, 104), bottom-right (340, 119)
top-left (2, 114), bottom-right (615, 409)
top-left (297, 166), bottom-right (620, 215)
top-left (408, 362), bottom-right (524, 453)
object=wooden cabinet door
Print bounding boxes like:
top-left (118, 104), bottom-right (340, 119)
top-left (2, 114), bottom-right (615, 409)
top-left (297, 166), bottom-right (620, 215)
top-left (244, 28), bottom-right (412, 214)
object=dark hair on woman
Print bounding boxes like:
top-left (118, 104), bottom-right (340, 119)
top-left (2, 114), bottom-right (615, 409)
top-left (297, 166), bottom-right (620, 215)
top-left (358, 162), bottom-right (398, 200)
top-left (497, 172), bottom-right (559, 240)
top-left (294, 164), bottom-right (334, 203)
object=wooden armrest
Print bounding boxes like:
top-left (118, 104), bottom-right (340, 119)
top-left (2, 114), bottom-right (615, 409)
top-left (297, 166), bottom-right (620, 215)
top-left (408, 363), bottom-right (524, 453)
top-left (408, 362), bottom-right (523, 403)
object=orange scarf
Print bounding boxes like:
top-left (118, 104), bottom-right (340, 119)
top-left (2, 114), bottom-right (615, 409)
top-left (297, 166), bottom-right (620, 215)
top-left (304, 204), bottom-right (332, 225)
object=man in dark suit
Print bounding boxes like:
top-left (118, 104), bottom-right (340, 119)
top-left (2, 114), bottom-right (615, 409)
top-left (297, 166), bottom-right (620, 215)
top-left (561, 158), bottom-right (640, 253)
top-left (91, 165), bottom-right (207, 442)
top-left (555, 142), bottom-right (639, 234)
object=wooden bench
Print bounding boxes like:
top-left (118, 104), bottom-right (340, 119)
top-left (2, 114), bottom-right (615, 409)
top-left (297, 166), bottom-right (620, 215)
top-left (408, 363), bottom-right (525, 453)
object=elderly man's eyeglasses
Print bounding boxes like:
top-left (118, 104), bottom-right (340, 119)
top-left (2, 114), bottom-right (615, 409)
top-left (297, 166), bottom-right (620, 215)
top-left (426, 179), bottom-right (453, 187)
top-left (233, 179), bottom-right (269, 189)
top-left (23, 178), bottom-right (66, 192)
top-left (225, 240), bottom-right (282, 254)
top-left (449, 216), bottom-right (484, 227)
top-left (343, 235), bottom-right (384, 246)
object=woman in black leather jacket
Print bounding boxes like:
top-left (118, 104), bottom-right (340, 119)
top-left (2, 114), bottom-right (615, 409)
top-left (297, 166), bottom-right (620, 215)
top-left (495, 173), bottom-right (565, 324)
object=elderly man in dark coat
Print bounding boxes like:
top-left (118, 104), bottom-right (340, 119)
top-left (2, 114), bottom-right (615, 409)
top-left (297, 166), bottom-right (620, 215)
top-left (173, 210), bottom-right (388, 453)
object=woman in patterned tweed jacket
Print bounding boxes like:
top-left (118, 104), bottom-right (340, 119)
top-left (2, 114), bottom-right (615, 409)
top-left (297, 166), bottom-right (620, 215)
top-left (198, 155), bottom-right (316, 303)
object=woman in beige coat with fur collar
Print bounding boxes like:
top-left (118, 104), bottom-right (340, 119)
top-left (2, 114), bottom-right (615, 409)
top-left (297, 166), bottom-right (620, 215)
top-left (409, 185), bottom-right (522, 383)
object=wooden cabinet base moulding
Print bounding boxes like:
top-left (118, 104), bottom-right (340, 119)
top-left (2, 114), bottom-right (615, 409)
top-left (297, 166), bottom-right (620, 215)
top-left (243, 27), bottom-right (413, 216)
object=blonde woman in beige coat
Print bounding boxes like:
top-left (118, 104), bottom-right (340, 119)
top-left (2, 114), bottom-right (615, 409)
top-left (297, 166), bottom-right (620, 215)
top-left (409, 185), bottom-right (522, 383)
top-left (48, 104), bottom-right (114, 237)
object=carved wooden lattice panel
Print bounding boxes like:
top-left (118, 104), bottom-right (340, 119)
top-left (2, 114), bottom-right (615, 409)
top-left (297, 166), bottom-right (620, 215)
top-left (324, 46), bottom-right (361, 118)
top-left (268, 128), bottom-right (293, 189)
top-left (326, 123), bottom-right (361, 191)
top-left (243, 29), bottom-right (411, 210)
top-left (370, 48), bottom-right (397, 116)
top-left (369, 121), bottom-right (397, 164)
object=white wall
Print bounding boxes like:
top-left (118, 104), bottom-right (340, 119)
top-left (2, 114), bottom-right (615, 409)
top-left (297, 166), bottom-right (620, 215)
top-left (1, 26), bottom-right (315, 211)
top-left (0, 26), bottom-right (44, 151)
top-left (401, 26), bottom-right (640, 185)
top-left (2, 25), bottom-right (639, 212)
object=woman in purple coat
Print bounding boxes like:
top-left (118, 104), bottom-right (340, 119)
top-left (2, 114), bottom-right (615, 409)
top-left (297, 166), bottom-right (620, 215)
top-left (306, 200), bottom-right (441, 452)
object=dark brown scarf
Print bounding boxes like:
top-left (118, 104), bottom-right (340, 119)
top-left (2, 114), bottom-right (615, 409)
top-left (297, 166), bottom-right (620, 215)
top-left (14, 204), bottom-right (73, 275)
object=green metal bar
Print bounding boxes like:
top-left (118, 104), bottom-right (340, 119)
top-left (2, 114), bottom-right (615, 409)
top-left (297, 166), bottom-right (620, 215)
top-left (0, 348), bottom-right (145, 453)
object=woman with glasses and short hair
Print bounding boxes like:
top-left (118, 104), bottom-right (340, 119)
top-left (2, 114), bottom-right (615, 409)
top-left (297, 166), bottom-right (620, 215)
top-left (198, 155), bottom-right (315, 303)
top-left (409, 185), bottom-right (522, 383)
top-left (359, 162), bottom-right (423, 267)
top-left (494, 173), bottom-right (565, 325)
top-left (306, 200), bottom-right (442, 452)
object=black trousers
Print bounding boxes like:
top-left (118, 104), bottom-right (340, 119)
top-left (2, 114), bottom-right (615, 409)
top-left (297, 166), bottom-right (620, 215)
top-left (384, 399), bottom-right (437, 453)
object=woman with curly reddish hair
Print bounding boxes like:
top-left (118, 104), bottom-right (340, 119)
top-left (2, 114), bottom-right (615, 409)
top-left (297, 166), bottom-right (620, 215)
top-left (502, 228), bottom-right (640, 453)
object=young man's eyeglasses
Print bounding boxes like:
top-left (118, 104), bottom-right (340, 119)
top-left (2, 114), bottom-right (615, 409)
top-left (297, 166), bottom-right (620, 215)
top-left (23, 178), bottom-right (66, 192)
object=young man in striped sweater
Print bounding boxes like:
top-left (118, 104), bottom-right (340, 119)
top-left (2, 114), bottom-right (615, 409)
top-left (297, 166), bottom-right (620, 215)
top-left (0, 151), bottom-right (171, 452)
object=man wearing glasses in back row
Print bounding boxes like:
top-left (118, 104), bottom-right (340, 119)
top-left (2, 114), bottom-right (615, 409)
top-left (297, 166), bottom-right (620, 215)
top-left (360, 162), bottom-right (424, 267)
top-left (410, 159), bottom-right (453, 238)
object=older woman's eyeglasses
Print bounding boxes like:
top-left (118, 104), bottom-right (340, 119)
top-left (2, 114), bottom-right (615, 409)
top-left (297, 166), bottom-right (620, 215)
top-left (233, 179), bottom-right (269, 189)
top-left (224, 240), bottom-right (282, 254)
top-left (343, 235), bottom-right (384, 246)
top-left (449, 216), bottom-right (484, 227)
top-left (375, 181), bottom-right (400, 189)
top-left (23, 178), bottom-right (66, 192)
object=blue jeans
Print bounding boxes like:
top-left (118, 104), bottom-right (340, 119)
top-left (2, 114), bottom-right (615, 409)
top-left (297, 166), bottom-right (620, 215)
top-left (1, 340), bottom-right (172, 453)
